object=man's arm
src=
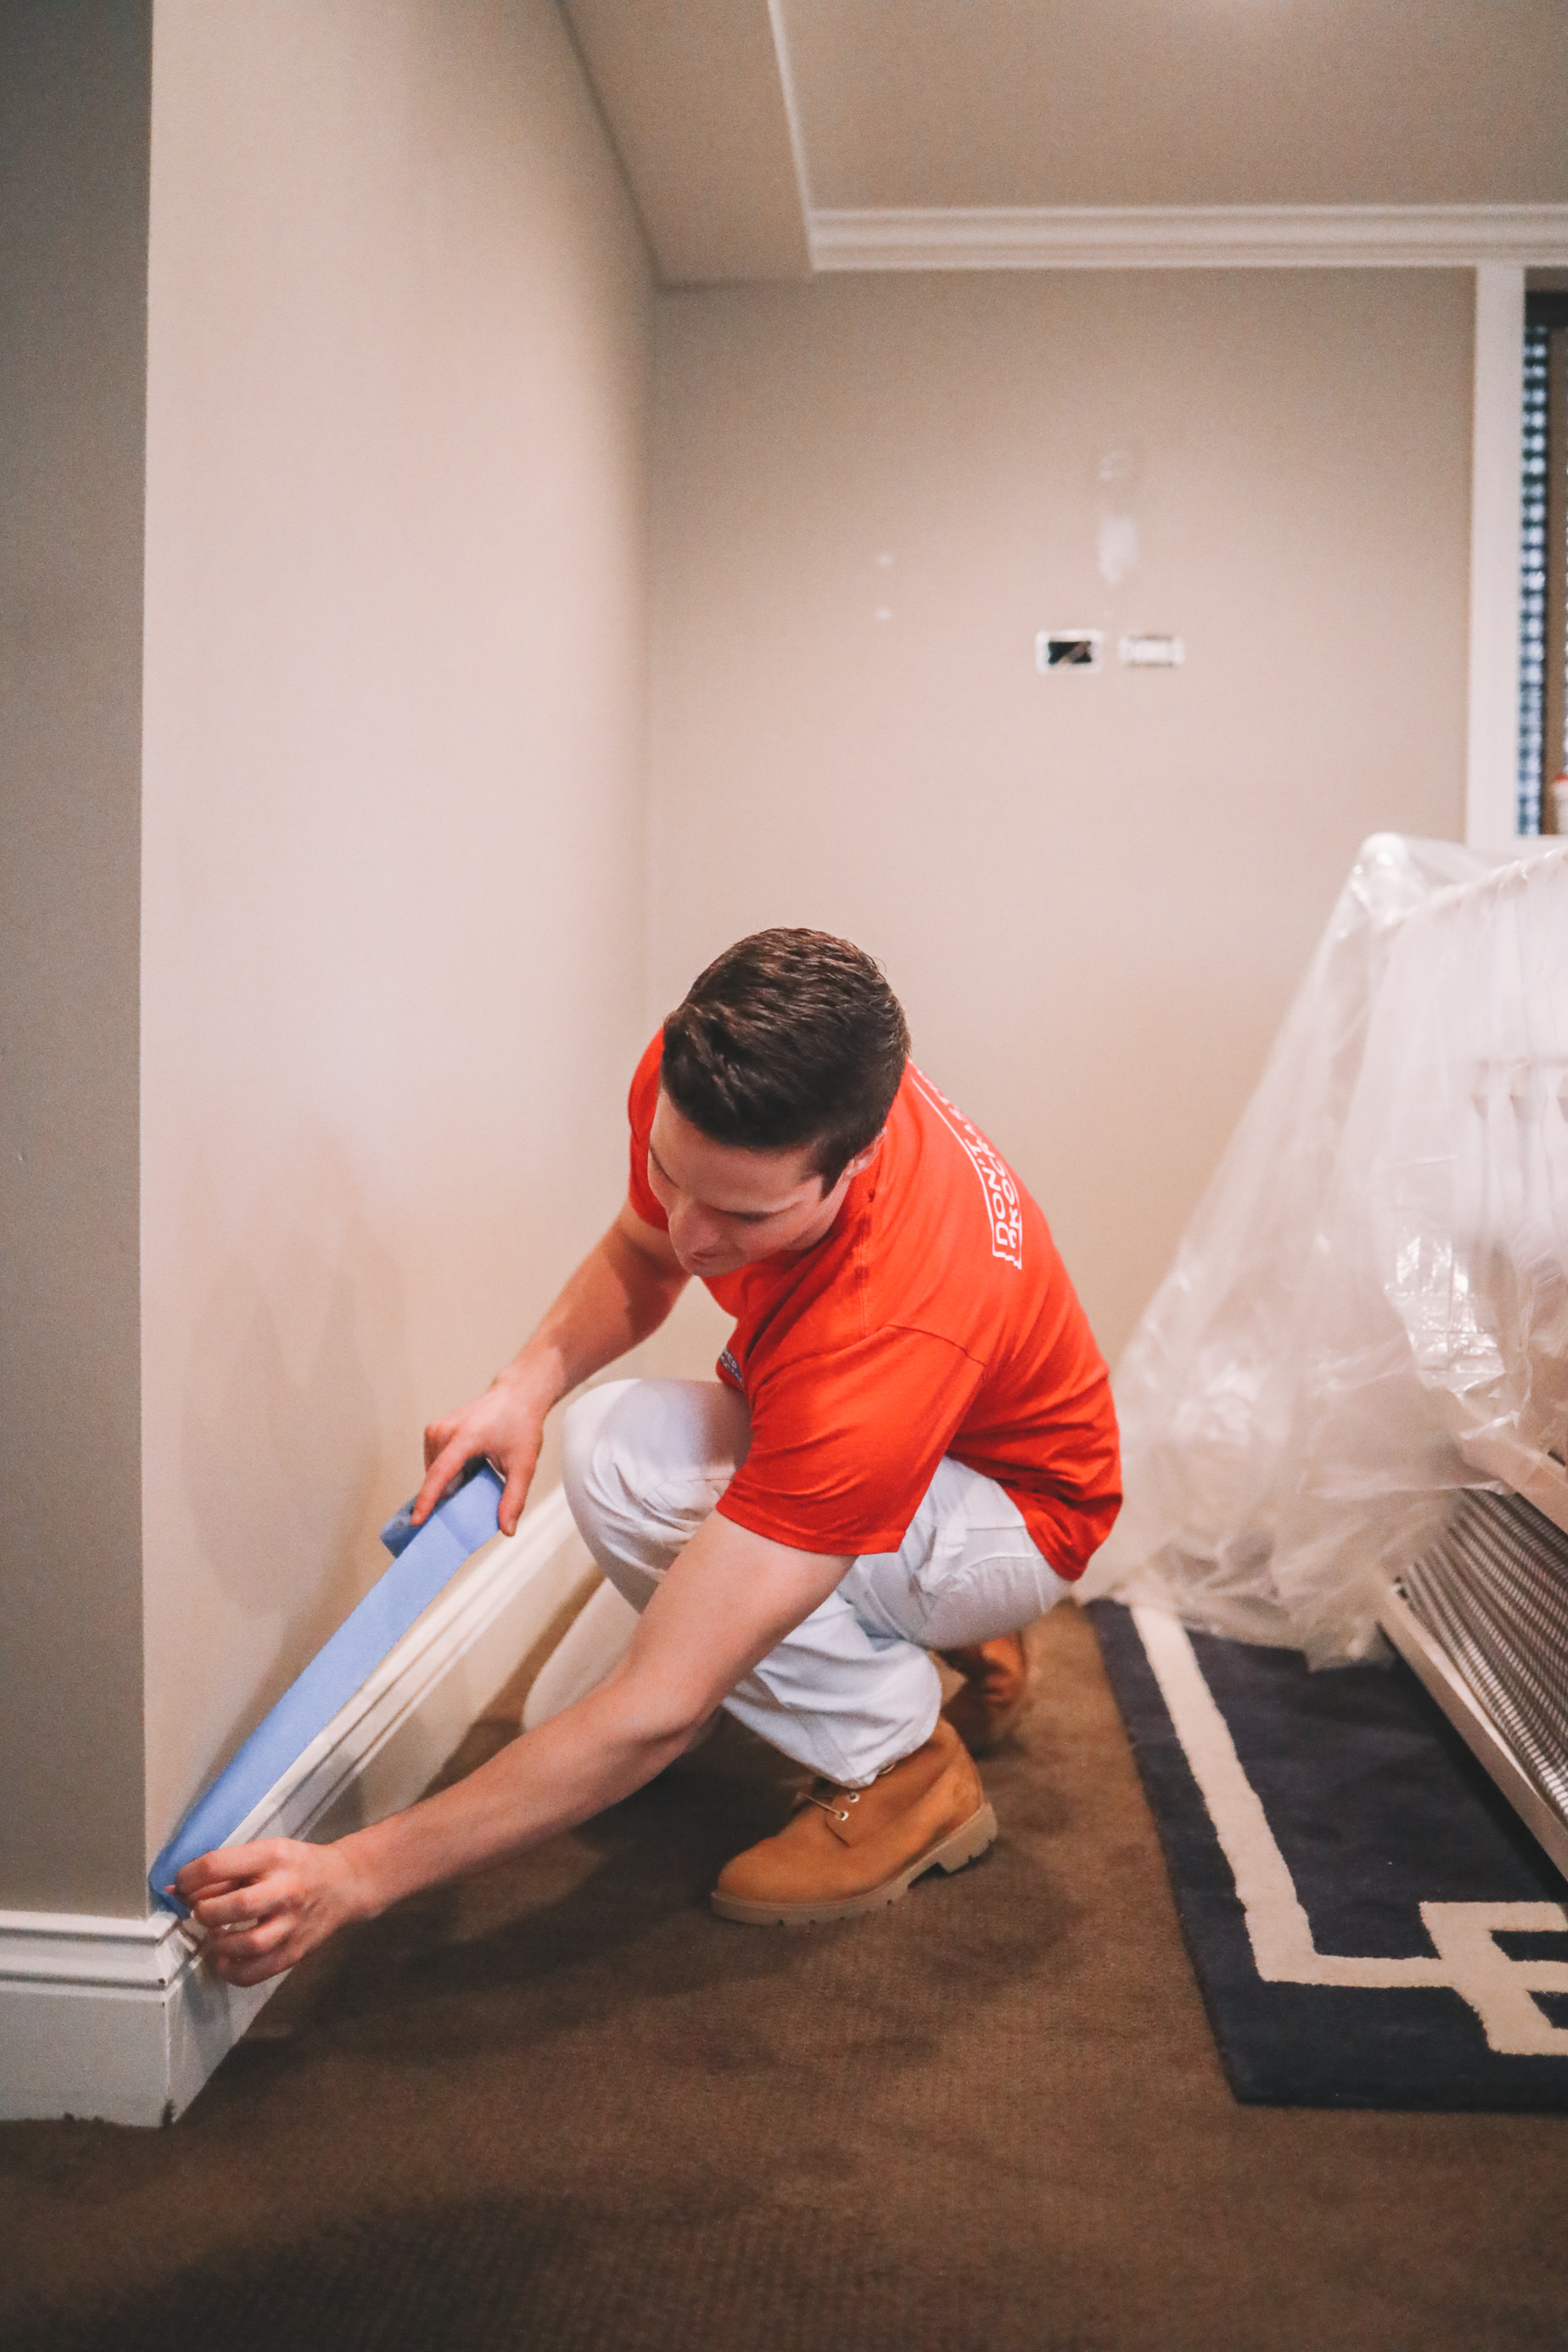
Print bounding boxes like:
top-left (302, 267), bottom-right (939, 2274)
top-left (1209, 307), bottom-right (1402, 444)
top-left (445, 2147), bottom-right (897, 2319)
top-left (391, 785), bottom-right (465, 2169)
top-left (415, 1201), bottom-right (686, 1536)
top-left (174, 1512), bottom-right (850, 1984)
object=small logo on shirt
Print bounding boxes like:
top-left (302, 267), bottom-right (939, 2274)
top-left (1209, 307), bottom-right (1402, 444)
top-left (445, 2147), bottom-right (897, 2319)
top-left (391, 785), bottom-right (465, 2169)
top-left (717, 1347), bottom-right (744, 1389)
top-left (909, 1071), bottom-right (1024, 1271)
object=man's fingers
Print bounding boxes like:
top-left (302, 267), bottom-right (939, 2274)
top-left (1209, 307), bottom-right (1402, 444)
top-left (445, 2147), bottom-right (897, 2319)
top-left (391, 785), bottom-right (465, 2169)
top-left (207, 1936), bottom-right (297, 1987)
top-left (409, 1441), bottom-right (472, 1527)
top-left (170, 1873), bottom-right (241, 1905)
top-left (206, 1910), bottom-right (294, 1959)
top-left (498, 1469), bottom-right (530, 1538)
top-left (175, 1841), bottom-right (291, 1904)
top-left (192, 1876), bottom-right (293, 1932)
top-left (173, 1834), bottom-right (351, 1986)
top-left (417, 1384), bottom-right (547, 1529)
top-left (422, 1416), bottom-right (458, 1473)
top-left (174, 1856), bottom-right (241, 1899)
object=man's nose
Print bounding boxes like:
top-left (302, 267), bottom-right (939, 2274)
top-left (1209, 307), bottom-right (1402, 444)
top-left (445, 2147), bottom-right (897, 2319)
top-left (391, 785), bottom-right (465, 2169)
top-left (671, 1200), bottom-right (724, 1256)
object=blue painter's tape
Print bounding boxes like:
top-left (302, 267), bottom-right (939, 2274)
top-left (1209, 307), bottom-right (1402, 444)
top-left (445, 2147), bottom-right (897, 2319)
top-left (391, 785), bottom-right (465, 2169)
top-left (377, 1451), bottom-right (493, 1559)
top-left (148, 1464), bottom-right (504, 1915)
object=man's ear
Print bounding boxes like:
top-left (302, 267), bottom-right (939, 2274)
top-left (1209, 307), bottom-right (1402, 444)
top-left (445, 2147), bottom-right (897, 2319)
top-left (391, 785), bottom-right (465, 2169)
top-left (839, 1131), bottom-right (887, 1184)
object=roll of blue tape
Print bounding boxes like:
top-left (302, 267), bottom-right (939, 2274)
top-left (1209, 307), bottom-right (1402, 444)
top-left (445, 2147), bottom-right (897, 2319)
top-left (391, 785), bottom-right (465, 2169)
top-left (148, 1463), bottom-right (504, 1915)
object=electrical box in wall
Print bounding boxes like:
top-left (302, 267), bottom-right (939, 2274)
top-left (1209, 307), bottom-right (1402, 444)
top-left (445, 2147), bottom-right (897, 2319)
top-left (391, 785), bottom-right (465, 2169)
top-left (1037, 629), bottom-right (1103, 671)
top-left (1119, 634), bottom-right (1185, 668)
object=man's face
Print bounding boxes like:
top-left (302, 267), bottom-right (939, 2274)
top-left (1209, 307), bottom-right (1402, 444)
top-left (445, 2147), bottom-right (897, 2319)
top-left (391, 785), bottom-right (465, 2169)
top-left (646, 1090), bottom-right (868, 1279)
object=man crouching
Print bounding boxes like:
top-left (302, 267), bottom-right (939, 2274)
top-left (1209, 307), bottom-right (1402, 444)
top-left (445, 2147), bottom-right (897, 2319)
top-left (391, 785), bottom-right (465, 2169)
top-left (176, 931), bottom-right (1120, 1969)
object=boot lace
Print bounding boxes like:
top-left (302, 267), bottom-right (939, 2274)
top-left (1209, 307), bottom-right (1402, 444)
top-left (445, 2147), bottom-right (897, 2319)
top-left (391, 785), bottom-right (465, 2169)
top-left (799, 1755), bottom-right (898, 1825)
top-left (802, 1788), bottom-right (860, 1825)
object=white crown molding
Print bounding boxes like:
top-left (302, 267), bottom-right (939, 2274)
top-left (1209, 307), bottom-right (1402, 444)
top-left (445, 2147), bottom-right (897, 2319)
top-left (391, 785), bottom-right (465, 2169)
top-left (809, 205), bottom-right (1568, 273)
top-left (0, 1487), bottom-right (597, 2126)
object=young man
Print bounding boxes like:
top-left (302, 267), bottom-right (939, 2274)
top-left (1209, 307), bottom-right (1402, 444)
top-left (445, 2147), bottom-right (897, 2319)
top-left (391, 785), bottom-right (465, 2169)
top-left (177, 932), bottom-right (1119, 1979)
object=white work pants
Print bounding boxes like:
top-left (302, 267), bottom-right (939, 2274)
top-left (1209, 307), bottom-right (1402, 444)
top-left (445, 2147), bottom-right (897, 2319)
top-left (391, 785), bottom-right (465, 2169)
top-left (561, 1378), bottom-right (1068, 1788)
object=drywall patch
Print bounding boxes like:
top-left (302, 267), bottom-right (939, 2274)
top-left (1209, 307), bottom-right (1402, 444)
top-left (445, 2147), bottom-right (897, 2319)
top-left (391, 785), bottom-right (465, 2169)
top-left (1097, 512), bottom-right (1139, 589)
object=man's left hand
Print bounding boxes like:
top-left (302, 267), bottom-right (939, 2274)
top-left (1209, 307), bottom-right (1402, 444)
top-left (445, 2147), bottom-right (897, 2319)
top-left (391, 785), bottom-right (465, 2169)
top-left (173, 1838), bottom-right (374, 1986)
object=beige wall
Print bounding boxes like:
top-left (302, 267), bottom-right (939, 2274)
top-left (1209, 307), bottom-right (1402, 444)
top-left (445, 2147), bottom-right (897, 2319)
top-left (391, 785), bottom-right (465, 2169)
top-left (139, 0), bottom-right (652, 1862)
top-left (646, 270), bottom-right (1472, 1372)
top-left (2, 9), bottom-right (1488, 1915)
top-left (0, 3), bottom-right (153, 1913)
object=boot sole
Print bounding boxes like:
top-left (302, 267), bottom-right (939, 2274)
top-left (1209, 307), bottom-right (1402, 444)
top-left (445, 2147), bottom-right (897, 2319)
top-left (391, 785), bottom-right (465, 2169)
top-left (709, 1801), bottom-right (999, 1929)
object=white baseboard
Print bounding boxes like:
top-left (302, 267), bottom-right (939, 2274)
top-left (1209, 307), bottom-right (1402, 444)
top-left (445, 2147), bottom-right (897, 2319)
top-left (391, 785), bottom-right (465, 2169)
top-left (0, 1487), bottom-right (597, 2127)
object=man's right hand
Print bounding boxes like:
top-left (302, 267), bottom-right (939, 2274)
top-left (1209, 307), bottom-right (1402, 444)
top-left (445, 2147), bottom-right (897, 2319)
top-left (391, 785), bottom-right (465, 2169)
top-left (413, 1367), bottom-right (551, 1538)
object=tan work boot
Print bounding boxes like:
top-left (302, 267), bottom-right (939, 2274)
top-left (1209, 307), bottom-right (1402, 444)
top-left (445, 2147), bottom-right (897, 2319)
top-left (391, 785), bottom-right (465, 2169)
top-left (939, 1632), bottom-right (1031, 1754)
top-left (710, 1716), bottom-right (997, 1927)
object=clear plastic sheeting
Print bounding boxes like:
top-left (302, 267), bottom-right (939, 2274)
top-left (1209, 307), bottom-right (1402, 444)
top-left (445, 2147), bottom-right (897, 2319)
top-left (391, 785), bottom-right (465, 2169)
top-left (1082, 835), bottom-right (1568, 1666)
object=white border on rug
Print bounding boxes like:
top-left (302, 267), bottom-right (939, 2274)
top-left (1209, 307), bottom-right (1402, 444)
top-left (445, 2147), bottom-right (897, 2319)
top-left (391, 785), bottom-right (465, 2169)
top-left (1132, 1606), bottom-right (1568, 2058)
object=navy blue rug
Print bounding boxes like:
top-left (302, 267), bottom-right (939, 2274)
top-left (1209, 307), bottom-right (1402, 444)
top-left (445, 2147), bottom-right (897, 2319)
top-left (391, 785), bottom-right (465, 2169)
top-left (1088, 1598), bottom-right (1568, 2111)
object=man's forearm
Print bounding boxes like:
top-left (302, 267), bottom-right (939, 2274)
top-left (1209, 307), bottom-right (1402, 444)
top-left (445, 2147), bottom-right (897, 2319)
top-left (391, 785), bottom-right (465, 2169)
top-left (337, 1673), bottom-right (695, 1921)
top-left (345, 1514), bottom-right (849, 1922)
top-left (502, 1222), bottom-right (686, 1412)
top-left (179, 1514), bottom-right (852, 1982)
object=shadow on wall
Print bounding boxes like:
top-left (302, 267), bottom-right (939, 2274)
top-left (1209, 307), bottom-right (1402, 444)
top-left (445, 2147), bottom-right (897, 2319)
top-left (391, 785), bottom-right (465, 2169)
top-left (177, 1134), bottom-right (417, 1746)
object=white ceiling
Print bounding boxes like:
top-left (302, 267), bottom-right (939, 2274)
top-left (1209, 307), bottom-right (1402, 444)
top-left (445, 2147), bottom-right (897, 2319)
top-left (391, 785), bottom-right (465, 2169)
top-left (563, 0), bottom-right (1568, 283)
top-left (783, 0), bottom-right (1568, 213)
top-left (564, 0), bottom-right (810, 281)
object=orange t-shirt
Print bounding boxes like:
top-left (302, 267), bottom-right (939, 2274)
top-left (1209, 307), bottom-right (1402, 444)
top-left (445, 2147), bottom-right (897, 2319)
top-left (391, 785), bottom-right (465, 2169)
top-left (626, 1037), bottom-right (1121, 1578)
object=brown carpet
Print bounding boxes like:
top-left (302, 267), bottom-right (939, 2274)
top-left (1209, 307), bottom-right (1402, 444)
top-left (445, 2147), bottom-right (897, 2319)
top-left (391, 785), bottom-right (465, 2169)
top-left (4, 1604), bottom-right (1568, 2352)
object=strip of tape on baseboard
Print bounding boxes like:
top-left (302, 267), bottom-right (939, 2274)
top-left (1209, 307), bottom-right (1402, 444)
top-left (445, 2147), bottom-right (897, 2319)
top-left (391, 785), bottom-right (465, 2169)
top-left (150, 1468), bottom-right (517, 1909)
top-left (4, 1486), bottom-right (584, 1993)
top-left (158, 1484), bottom-right (582, 1893)
top-left (237, 1484), bottom-right (585, 1848)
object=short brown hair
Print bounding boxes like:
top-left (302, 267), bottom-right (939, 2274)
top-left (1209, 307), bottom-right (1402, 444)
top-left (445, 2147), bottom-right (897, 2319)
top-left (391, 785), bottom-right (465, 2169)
top-left (661, 929), bottom-right (910, 1189)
